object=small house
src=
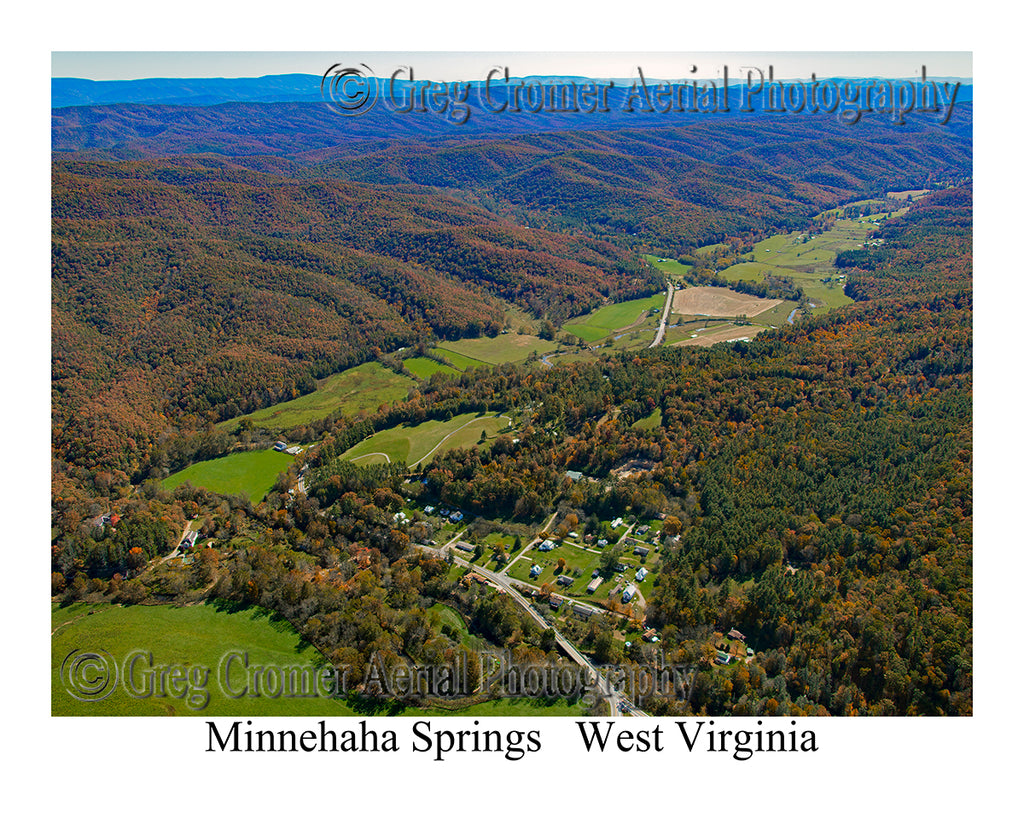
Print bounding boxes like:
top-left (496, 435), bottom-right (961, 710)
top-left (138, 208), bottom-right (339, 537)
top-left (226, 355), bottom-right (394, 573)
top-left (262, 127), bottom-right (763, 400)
top-left (622, 584), bottom-right (636, 603)
top-left (529, 564), bottom-right (542, 579)
top-left (573, 604), bottom-right (594, 620)
top-left (586, 576), bottom-right (602, 594)
top-left (635, 567), bottom-right (648, 582)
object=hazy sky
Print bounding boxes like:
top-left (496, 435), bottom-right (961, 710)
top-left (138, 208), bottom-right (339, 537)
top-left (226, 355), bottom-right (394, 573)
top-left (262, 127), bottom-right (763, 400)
top-left (52, 51), bottom-right (972, 82)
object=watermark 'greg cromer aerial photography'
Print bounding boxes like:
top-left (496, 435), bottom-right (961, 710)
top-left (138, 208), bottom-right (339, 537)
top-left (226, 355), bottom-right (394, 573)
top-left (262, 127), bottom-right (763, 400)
top-left (321, 62), bottom-right (962, 124)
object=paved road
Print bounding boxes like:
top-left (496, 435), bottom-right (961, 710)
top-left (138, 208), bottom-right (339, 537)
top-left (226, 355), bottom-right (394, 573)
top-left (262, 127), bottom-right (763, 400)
top-left (649, 282), bottom-right (675, 348)
top-left (415, 519), bottom-right (648, 716)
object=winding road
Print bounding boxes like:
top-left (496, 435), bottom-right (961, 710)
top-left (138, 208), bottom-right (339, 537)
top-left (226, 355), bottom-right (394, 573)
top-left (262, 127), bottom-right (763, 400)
top-left (415, 512), bottom-right (649, 716)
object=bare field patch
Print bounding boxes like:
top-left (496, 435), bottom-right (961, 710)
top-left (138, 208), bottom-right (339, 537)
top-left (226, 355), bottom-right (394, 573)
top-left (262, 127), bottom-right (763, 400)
top-left (672, 286), bottom-right (781, 318)
top-left (672, 324), bottom-right (770, 347)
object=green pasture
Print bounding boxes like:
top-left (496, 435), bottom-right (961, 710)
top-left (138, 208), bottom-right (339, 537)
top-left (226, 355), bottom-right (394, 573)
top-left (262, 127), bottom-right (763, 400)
top-left (218, 362), bottom-right (413, 431)
top-left (341, 412), bottom-right (511, 467)
top-left (717, 219), bottom-right (872, 316)
top-left (431, 348), bottom-right (481, 370)
top-left (631, 408), bottom-right (662, 430)
top-left (563, 294), bottom-right (665, 343)
top-left (404, 357), bottom-right (459, 379)
top-left (162, 449), bottom-right (292, 503)
top-left (52, 601), bottom-right (355, 717)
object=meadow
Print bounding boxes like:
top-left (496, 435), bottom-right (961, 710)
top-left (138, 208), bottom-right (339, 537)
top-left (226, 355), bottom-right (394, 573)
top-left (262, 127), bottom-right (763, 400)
top-left (562, 294), bottom-right (665, 343)
top-left (217, 362), bottom-right (414, 431)
top-left (435, 333), bottom-right (561, 366)
top-left (162, 449), bottom-right (293, 502)
top-left (52, 601), bottom-right (356, 717)
top-left (718, 216), bottom-right (884, 314)
top-left (645, 254), bottom-right (693, 280)
top-left (404, 356), bottom-right (460, 379)
top-left (341, 412), bottom-right (512, 467)
top-left (52, 601), bottom-right (584, 716)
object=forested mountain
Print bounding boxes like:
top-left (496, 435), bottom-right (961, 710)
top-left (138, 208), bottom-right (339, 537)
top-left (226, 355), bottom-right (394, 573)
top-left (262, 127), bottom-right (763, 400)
top-left (51, 84), bottom-right (972, 716)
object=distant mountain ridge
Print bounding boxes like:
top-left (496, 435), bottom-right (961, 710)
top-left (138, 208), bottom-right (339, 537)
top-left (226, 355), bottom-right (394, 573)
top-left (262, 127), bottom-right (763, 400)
top-left (53, 72), bottom-right (973, 109)
top-left (52, 74), bottom-right (326, 107)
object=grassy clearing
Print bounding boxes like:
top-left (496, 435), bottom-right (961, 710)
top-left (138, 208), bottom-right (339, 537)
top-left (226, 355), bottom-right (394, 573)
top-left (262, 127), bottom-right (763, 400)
top-left (404, 357), bottom-right (459, 379)
top-left (563, 294), bottom-right (665, 343)
top-left (437, 334), bottom-right (560, 366)
top-left (163, 449), bottom-right (292, 502)
top-left (645, 254), bottom-right (693, 279)
top-left (341, 412), bottom-right (512, 467)
top-left (631, 408), bottom-right (662, 430)
top-left (218, 362), bottom-right (413, 432)
top-left (52, 601), bottom-right (355, 717)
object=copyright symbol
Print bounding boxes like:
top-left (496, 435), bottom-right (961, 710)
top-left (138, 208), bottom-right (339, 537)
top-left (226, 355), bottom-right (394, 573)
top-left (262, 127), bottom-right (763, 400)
top-left (61, 648), bottom-right (117, 702)
top-left (321, 63), bottom-right (379, 116)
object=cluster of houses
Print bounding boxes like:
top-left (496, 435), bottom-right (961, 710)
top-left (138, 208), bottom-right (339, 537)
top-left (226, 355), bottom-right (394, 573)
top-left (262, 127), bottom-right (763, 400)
top-left (423, 505), bottom-right (464, 524)
top-left (547, 595), bottom-right (596, 620)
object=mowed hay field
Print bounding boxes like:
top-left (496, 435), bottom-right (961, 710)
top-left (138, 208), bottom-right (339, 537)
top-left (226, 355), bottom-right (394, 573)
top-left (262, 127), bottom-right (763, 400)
top-left (436, 334), bottom-right (560, 366)
top-left (342, 412), bottom-right (512, 467)
top-left (163, 449), bottom-right (292, 503)
top-left (672, 286), bottom-right (781, 318)
top-left (52, 602), bottom-right (356, 716)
